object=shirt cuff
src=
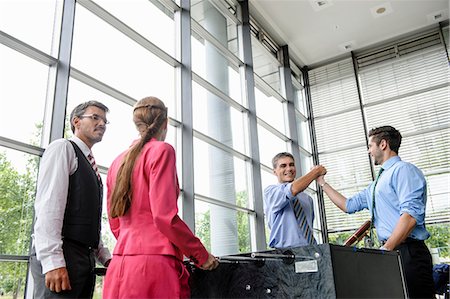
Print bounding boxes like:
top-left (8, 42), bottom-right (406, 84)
top-left (40, 254), bottom-right (66, 274)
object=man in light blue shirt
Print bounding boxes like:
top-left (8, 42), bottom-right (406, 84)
top-left (318, 126), bottom-right (433, 299)
top-left (264, 152), bottom-right (326, 248)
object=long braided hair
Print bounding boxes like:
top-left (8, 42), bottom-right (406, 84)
top-left (109, 96), bottom-right (168, 218)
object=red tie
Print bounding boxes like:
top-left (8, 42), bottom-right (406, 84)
top-left (87, 153), bottom-right (101, 182)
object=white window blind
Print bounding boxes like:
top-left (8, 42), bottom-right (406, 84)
top-left (310, 31), bottom-right (450, 233)
top-left (310, 58), bottom-right (371, 232)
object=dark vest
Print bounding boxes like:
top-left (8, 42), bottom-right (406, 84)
top-left (62, 141), bottom-right (102, 248)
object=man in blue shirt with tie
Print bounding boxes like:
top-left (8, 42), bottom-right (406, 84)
top-left (264, 152), bottom-right (326, 248)
top-left (317, 126), bottom-right (434, 298)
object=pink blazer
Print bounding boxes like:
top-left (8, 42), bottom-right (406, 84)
top-left (106, 139), bottom-right (209, 266)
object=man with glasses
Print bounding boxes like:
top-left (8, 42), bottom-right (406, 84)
top-left (30, 101), bottom-right (112, 298)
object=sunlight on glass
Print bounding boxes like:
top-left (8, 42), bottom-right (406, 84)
top-left (72, 5), bottom-right (176, 117)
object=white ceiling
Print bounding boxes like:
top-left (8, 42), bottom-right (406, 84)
top-left (248, 0), bottom-right (449, 67)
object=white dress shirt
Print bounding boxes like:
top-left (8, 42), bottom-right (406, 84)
top-left (33, 136), bottom-right (111, 274)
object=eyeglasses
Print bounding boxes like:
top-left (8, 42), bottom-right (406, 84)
top-left (79, 114), bottom-right (110, 124)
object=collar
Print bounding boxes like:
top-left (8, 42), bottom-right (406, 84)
top-left (381, 156), bottom-right (401, 171)
top-left (70, 136), bottom-right (91, 158)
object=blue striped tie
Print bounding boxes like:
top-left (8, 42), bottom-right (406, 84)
top-left (293, 197), bottom-right (316, 245)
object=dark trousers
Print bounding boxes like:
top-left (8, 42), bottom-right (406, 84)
top-left (30, 240), bottom-right (96, 298)
top-left (396, 239), bottom-right (434, 299)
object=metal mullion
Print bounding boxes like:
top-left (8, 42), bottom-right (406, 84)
top-left (50, 0), bottom-right (75, 142)
top-left (178, 0), bottom-right (195, 229)
top-left (193, 130), bottom-right (250, 162)
top-left (0, 137), bottom-right (44, 157)
top-left (195, 194), bottom-right (255, 215)
top-left (257, 117), bottom-right (290, 142)
top-left (192, 72), bottom-right (247, 113)
top-left (0, 31), bottom-right (57, 66)
top-left (238, 0), bottom-right (265, 251)
top-left (280, 45), bottom-right (300, 169)
top-left (70, 68), bottom-right (137, 106)
top-left (77, 0), bottom-right (179, 68)
top-left (0, 255), bottom-right (29, 262)
top-left (191, 19), bottom-right (242, 67)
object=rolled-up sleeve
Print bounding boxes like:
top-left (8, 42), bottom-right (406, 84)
top-left (395, 164), bottom-right (427, 225)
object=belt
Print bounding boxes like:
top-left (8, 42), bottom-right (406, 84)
top-left (380, 238), bottom-right (423, 246)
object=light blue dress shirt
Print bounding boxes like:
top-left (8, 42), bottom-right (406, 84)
top-left (346, 156), bottom-right (430, 242)
top-left (264, 182), bottom-right (315, 248)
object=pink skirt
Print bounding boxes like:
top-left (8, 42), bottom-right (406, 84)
top-left (103, 254), bottom-right (190, 299)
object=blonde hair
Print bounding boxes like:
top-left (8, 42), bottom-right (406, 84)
top-left (109, 96), bottom-right (168, 218)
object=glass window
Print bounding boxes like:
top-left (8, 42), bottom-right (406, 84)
top-left (191, 36), bottom-right (242, 104)
top-left (91, 0), bottom-right (176, 57)
top-left (296, 115), bottom-right (312, 153)
top-left (293, 83), bottom-right (307, 116)
top-left (299, 151), bottom-right (313, 178)
top-left (0, 147), bottom-right (38, 256)
top-left (192, 82), bottom-right (248, 154)
top-left (251, 35), bottom-right (282, 95)
top-left (0, 0), bottom-right (60, 55)
top-left (195, 200), bottom-right (250, 256)
top-left (71, 5), bottom-right (176, 118)
top-left (0, 45), bottom-right (49, 146)
top-left (193, 138), bottom-right (249, 208)
top-left (255, 87), bottom-right (286, 135)
top-left (191, 0), bottom-right (239, 57)
top-left (0, 261), bottom-right (28, 298)
top-left (257, 124), bottom-right (288, 168)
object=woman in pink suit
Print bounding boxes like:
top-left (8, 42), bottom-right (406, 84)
top-left (103, 96), bottom-right (218, 299)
